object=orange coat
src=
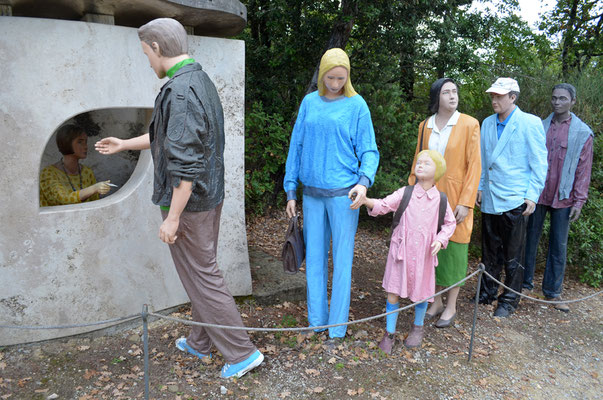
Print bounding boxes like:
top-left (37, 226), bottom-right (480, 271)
top-left (408, 113), bottom-right (481, 244)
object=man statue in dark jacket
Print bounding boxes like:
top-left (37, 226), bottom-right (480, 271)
top-left (96, 17), bottom-right (263, 379)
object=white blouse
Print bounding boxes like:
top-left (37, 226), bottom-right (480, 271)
top-left (427, 110), bottom-right (460, 157)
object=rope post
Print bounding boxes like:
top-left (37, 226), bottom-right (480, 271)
top-left (468, 263), bottom-right (485, 362)
top-left (142, 304), bottom-right (150, 400)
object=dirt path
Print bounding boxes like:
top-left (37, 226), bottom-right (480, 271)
top-left (0, 215), bottom-right (601, 400)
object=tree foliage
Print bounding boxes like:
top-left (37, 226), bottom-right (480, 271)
top-left (541, 0), bottom-right (603, 77)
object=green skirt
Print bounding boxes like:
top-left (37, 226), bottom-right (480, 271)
top-left (435, 241), bottom-right (469, 287)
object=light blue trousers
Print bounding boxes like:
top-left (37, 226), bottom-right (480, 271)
top-left (303, 194), bottom-right (359, 338)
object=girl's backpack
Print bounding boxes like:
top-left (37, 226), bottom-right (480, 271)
top-left (391, 185), bottom-right (448, 235)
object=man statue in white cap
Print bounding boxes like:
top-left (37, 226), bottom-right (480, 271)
top-left (475, 77), bottom-right (548, 317)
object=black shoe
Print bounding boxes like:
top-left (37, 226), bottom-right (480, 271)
top-left (473, 294), bottom-right (493, 305)
top-left (493, 304), bottom-right (514, 317)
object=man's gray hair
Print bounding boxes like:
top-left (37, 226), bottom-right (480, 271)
top-left (508, 90), bottom-right (520, 103)
top-left (138, 18), bottom-right (188, 57)
top-left (553, 83), bottom-right (577, 100)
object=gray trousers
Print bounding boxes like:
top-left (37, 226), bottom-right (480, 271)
top-left (162, 203), bottom-right (256, 364)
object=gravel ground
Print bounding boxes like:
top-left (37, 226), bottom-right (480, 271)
top-left (0, 213), bottom-right (601, 400)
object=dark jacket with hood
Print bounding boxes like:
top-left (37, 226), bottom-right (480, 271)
top-left (149, 62), bottom-right (225, 212)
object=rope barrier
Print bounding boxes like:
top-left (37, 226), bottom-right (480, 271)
top-left (0, 313), bottom-right (141, 330)
top-left (1, 268), bottom-right (601, 332)
top-left (148, 269), bottom-right (481, 332)
top-left (480, 270), bottom-right (603, 304)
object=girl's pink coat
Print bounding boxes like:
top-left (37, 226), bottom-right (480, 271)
top-left (368, 185), bottom-right (456, 303)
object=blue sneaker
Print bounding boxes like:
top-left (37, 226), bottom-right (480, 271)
top-left (175, 337), bottom-right (211, 360)
top-left (220, 350), bottom-right (264, 379)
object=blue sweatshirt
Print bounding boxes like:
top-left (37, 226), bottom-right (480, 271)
top-left (284, 91), bottom-right (379, 200)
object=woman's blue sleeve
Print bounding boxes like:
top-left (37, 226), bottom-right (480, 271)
top-left (283, 98), bottom-right (308, 199)
top-left (354, 106), bottom-right (379, 187)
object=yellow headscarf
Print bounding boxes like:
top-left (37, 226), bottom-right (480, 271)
top-left (417, 150), bottom-right (447, 182)
top-left (317, 48), bottom-right (358, 98)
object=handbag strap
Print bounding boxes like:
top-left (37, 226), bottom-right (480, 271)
top-left (418, 118), bottom-right (427, 152)
top-left (414, 119), bottom-right (428, 185)
top-left (437, 191), bottom-right (448, 234)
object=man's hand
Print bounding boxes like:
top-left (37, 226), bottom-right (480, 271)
top-left (522, 199), bottom-right (536, 216)
top-left (95, 137), bottom-right (124, 155)
top-left (349, 184), bottom-right (367, 210)
top-left (569, 206), bottom-right (581, 222)
top-left (159, 216), bottom-right (179, 244)
top-left (431, 240), bottom-right (443, 256)
top-left (475, 191), bottom-right (482, 208)
top-left (286, 200), bottom-right (297, 219)
top-left (454, 205), bottom-right (469, 224)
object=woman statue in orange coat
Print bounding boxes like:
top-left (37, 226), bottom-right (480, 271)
top-left (408, 78), bottom-right (481, 328)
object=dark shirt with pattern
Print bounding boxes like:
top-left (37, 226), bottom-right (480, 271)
top-left (538, 116), bottom-right (593, 209)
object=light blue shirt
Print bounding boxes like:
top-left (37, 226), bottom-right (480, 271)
top-left (284, 91), bottom-right (379, 200)
top-left (478, 107), bottom-right (548, 214)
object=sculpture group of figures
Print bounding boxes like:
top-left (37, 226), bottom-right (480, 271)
top-left (42, 18), bottom-right (593, 379)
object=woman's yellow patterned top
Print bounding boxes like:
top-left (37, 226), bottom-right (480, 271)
top-left (39, 165), bottom-right (99, 207)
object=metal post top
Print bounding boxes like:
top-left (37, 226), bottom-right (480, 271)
top-left (1, 0), bottom-right (247, 37)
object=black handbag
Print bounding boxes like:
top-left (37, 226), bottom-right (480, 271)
top-left (282, 215), bottom-right (305, 274)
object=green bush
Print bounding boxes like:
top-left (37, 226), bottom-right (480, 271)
top-left (567, 188), bottom-right (603, 287)
top-left (244, 101), bottom-right (290, 214)
top-left (357, 83), bottom-right (421, 199)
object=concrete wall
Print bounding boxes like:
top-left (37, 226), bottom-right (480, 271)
top-left (0, 17), bottom-right (250, 345)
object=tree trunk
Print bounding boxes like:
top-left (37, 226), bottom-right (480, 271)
top-left (399, 43), bottom-right (416, 102)
top-left (561, 0), bottom-right (579, 79)
top-left (581, 13), bottom-right (602, 70)
top-left (304, 0), bottom-right (359, 95)
top-left (435, 8), bottom-right (451, 79)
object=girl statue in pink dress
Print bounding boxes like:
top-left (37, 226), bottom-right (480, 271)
top-left (354, 150), bottom-right (456, 353)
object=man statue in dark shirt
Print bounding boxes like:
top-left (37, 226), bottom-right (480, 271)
top-left (522, 83), bottom-right (594, 312)
top-left (96, 17), bottom-right (263, 379)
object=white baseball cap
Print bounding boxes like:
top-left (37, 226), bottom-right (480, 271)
top-left (486, 77), bottom-right (520, 94)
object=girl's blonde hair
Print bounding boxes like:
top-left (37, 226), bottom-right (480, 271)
top-left (417, 149), bottom-right (446, 182)
top-left (138, 18), bottom-right (188, 57)
top-left (317, 48), bottom-right (358, 98)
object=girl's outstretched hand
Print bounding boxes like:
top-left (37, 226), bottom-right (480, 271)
top-left (430, 240), bottom-right (442, 256)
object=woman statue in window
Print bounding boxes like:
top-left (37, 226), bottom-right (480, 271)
top-left (40, 124), bottom-right (111, 207)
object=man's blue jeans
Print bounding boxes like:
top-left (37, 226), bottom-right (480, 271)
top-left (523, 205), bottom-right (571, 298)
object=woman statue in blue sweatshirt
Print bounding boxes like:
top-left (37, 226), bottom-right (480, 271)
top-left (284, 48), bottom-right (379, 340)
